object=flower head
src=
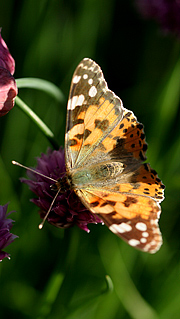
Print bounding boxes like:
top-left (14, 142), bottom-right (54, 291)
top-left (21, 148), bottom-right (102, 232)
top-left (136, 0), bottom-right (180, 37)
top-left (0, 29), bottom-right (17, 117)
top-left (0, 203), bottom-right (18, 261)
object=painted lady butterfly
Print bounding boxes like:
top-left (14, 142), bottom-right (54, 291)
top-left (61, 58), bottom-right (165, 253)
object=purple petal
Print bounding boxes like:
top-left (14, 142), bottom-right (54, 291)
top-left (0, 67), bottom-right (18, 117)
top-left (0, 30), bottom-right (15, 75)
top-left (0, 204), bottom-right (18, 261)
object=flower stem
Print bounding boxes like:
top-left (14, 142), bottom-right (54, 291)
top-left (16, 78), bottom-right (65, 103)
top-left (15, 96), bottom-right (59, 149)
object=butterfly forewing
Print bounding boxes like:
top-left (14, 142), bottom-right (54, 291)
top-left (65, 58), bottom-right (165, 253)
top-left (65, 58), bottom-right (123, 170)
top-left (76, 188), bottom-right (162, 253)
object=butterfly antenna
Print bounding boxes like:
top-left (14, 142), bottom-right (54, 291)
top-left (12, 160), bottom-right (57, 183)
top-left (38, 187), bottom-right (61, 229)
top-left (12, 160), bottom-right (62, 229)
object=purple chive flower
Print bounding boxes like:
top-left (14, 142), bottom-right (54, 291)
top-left (21, 148), bottom-right (102, 232)
top-left (0, 29), bottom-right (18, 117)
top-left (135, 0), bottom-right (180, 37)
top-left (0, 203), bottom-right (18, 261)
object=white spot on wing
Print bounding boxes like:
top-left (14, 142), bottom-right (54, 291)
top-left (67, 94), bottom-right (85, 110)
top-left (83, 74), bottom-right (88, 79)
top-left (109, 222), bottom-right (132, 234)
top-left (144, 243), bottom-right (151, 251)
top-left (109, 224), bottom-right (120, 234)
top-left (135, 222), bottom-right (147, 232)
top-left (151, 219), bottom-right (158, 225)
top-left (150, 240), bottom-right (156, 246)
top-left (140, 238), bottom-right (147, 243)
top-left (118, 222), bottom-right (132, 233)
top-left (73, 75), bottom-right (81, 83)
top-left (142, 232), bottom-right (149, 238)
top-left (143, 245), bottom-right (149, 252)
top-left (109, 224), bottom-right (119, 234)
top-left (128, 239), bottom-right (140, 247)
top-left (88, 78), bottom-right (93, 85)
top-left (89, 86), bottom-right (97, 97)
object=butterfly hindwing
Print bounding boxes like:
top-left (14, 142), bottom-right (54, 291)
top-left (76, 187), bottom-right (162, 253)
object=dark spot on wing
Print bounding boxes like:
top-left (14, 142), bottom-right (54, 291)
top-left (124, 112), bottom-right (131, 120)
top-left (68, 139), bottom-right (78, 146)
top-left (75, 133), bottom-right (83, 140)
top-left (119, 123), bottom-right (124, 129)
top-left (94, 119), bottom-right (110, 131)
top-left (84, 129), bottom-right (91, 139)
top-left (100, 200), bottom-right (116, 207)
top-left (123, 196), bottom-right (138, 207)
top-left (90, 201), bottom-right (99, 207)
top-left (94, 119), bottom-right (101, 127)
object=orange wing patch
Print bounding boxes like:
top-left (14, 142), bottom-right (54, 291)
top-left (102, 163), bottom-right (165, 202)
top-left (102, 109), bottom-right (147, 161)
top-left (134, 163), bottom-right (165, 201)
top-left (77, 188), bottom-right (162, 253)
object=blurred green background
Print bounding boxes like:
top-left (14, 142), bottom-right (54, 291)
top-left (0, 0), bottom-right (180, 318)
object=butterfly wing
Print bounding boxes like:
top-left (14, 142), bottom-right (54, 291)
top-left (65, 58), bottom-right (123, 170)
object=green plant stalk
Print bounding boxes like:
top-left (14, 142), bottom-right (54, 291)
top-left (15, 96), bottom-right (59, 149)
top-left (37, 272), bottom-right (64, 319)
top-left (16, 78), bottom-right (65, 103)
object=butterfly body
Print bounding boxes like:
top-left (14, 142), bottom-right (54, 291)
top-left (61, 58), bottom-right (165, 253)
top-left (70, 161), bottom-right (124, 187)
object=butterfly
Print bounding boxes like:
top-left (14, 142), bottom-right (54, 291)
top-left (58, 58), bottom-right (165, 254)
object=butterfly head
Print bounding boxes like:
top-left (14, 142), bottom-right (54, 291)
top-left (50, 175), bottom-right (71, 193)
